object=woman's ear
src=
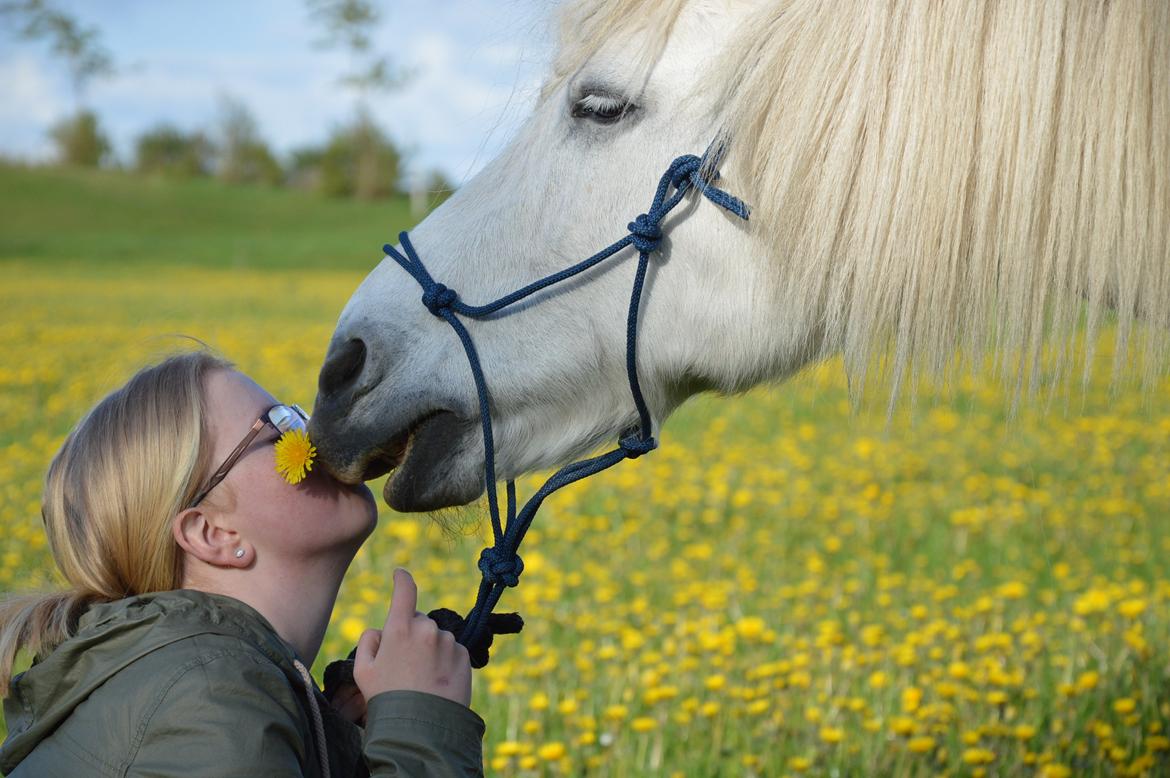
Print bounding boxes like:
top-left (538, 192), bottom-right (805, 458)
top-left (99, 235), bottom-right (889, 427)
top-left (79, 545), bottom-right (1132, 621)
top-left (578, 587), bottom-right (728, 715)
top-left (172, 508), bottom-right (249, 568)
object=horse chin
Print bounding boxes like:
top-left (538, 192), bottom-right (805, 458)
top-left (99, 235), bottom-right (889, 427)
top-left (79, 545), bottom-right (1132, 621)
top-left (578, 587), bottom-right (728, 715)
top-left (381, 411), bottom-right (484, 512)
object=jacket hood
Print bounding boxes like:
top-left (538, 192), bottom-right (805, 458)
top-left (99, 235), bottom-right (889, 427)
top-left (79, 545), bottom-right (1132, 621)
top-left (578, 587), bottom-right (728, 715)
top-left (0, 589), bottom-right (299, 773)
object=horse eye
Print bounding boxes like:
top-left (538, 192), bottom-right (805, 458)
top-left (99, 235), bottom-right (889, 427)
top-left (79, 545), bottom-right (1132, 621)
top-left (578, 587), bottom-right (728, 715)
top-left (572, 93), bottom-right (634, 124)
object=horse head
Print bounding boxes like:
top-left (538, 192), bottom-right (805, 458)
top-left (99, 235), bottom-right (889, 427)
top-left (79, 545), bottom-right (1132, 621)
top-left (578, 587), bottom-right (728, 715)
top-left (310, 0), bottom-right (1168, 512)
top-left (310, 1), bottom-right (805, 511)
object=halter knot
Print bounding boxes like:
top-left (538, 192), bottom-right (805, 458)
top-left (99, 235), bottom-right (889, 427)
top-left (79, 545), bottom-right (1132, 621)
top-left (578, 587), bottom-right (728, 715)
top-left (478, 546), bottom-right (524, 587)
top-left (422, 283), bottom-right (458, 316)
top-left (668, 155), bottom-right (702, 189)
top-left (619, 433), bottom-right (657, 459)
top-left (628, 213), bottom-right (663, 254)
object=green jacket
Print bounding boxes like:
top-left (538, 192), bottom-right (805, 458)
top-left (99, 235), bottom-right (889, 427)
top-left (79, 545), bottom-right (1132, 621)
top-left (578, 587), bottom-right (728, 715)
top-left (0, 589), bottom-right (485, 777)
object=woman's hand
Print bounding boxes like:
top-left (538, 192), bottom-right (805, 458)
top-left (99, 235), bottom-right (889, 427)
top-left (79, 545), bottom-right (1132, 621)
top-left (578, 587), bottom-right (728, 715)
top-left (353, 568), bottom-right (473, 707)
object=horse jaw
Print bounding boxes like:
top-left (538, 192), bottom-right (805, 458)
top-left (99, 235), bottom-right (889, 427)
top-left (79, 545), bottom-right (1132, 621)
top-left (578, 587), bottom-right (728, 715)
top-left (311, 0), bottom-right (822, 511)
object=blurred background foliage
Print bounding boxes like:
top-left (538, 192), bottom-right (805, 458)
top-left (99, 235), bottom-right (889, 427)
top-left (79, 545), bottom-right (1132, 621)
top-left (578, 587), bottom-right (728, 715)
top-left (0, 0), bottom-right (454, 208)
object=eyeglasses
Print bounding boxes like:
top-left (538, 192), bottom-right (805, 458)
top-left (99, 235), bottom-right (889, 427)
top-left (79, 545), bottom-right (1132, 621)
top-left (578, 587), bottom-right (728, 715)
top-left (187, 403), bottom-right (309, 509)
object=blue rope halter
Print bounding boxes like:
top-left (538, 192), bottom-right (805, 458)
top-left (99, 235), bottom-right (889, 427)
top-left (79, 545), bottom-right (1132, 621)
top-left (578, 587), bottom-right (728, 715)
top-left (384, 144), bottom-right (749, 666)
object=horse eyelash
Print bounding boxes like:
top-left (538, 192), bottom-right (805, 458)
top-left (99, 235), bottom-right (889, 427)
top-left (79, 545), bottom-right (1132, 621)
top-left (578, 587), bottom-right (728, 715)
top-left (571, 91), bottom-right (636, 123)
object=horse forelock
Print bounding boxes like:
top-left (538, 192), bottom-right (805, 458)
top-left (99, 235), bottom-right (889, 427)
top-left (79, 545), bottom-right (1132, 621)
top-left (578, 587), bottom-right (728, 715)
top-left (548, 0), bottom-right (1170, 398)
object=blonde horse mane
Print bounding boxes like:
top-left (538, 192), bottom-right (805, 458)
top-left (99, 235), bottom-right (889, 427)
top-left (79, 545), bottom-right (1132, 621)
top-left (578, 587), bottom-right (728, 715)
top-left (553, 0), bottom-right (1169, 400)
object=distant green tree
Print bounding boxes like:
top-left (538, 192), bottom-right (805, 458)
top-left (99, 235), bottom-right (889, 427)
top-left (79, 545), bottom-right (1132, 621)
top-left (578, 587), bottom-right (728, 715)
top-left (47, 109), bottom-right (110, 167)
top-left (305, 0), bottom-right (409, 198)
top-left (1, 0), bottom-right (116, 167)
top-left (214, 95), bottom-right (282, 186)
top-left (319, 110), bottom-right (401, 200)
top-left (134, 125), bottom-right (214, 178)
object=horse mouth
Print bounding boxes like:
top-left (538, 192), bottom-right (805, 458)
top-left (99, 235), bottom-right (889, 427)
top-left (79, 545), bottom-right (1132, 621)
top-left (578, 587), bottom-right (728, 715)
top-left (355, 410), bottom-right (474, 512)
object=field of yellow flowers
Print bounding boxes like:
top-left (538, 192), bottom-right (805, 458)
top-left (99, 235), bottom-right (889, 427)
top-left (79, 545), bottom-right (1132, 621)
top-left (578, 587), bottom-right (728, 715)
top-left (2, 250), bottom-right (1169, 776)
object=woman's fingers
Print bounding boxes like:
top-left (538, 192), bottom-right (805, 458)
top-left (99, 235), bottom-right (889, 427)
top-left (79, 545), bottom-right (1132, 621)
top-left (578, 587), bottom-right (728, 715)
top-left (355, 627), bottom-right (382, 665)
top-left (387, 568), bottom-right (418, 631)
top-left (334, 688), bottom-right (367, 725)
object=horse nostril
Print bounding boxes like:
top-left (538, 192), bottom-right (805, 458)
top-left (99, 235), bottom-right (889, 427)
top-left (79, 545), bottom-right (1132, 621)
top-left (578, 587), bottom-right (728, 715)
top-left (318, 338), bottom-right (367, 398)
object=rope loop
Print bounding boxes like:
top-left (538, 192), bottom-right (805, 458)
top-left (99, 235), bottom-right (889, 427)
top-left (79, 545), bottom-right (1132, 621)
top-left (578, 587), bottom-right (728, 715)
top-left (478, 546), bottom-right (524, 587)
top-left (627, 213), bottom-right (663, 254)
top-left (422, 283), bottom-right (458, 316)
top-left (619, 433), bottom-right (657, 459)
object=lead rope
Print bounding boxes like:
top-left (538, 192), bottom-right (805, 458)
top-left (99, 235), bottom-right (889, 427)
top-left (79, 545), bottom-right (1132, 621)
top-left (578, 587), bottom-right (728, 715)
top-left (386, 143), bottom-right (749, 666)
top-left (293, 658), bottom-right (331, 778)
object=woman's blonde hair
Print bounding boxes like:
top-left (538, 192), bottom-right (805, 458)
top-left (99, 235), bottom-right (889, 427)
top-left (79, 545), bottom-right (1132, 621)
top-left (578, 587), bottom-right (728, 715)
top-left (0, 351), bottom-right (232, 691)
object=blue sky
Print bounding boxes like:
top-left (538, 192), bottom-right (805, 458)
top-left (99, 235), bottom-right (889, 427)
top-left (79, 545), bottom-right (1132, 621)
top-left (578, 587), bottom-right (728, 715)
top-left (0, 1), bottom-right (552, 183)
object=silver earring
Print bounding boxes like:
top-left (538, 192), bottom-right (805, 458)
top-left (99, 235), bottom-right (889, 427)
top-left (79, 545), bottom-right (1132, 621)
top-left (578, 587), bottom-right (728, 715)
top-left (235, 548), bottom-right (245, 559)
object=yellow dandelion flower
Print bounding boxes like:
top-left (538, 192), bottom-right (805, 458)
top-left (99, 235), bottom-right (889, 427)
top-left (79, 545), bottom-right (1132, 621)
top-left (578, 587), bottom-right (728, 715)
top-left (734, 616), bottom-right (767, 639)
top-left (1076, 670), bottom-right (1100, 691)
top-left (907, 736), bottom-right (935, 754)
top-left (1118, 598), bottom-right (1147, 618)
top-left (1039, 765), bottom-right (1072, 778)
top-left (948, 661), bottom-right (971, 680)
top-left (998, 580), bottom-right (1028, 599)
top-left (962, 748), bottom-right (996, 765)
top-left (537, 742), bottom-right (566, 761)
top-left (604, 705), bottom-right (628, 721)
top-left (274, 428), bottom-right (316, 484)
top-left (1113, 698), bottom-right (1137, 715)
top-left (890, 716), bottom-right (916, 736)
top-left (746, 699), bottom-right (770, 715)
top-left (788, 756), bottom-right (812, 772)
top-left (819, 726), bottom-right (844, 744)
top-left (631, 716), bottom-right (658, 733)
top-left (339, 617), bottom-right (364, 643)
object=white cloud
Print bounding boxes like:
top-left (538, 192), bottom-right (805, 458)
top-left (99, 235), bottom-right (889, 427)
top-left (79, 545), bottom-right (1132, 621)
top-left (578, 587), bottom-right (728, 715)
top-left (0, 56), bottom-right (67, 160)
top-left (0, 56), bottom-right (64, 123)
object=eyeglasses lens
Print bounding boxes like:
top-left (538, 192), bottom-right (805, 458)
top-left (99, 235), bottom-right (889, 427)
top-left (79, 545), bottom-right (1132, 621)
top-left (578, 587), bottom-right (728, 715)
top-left (269, 404), bottom-right (309, 434)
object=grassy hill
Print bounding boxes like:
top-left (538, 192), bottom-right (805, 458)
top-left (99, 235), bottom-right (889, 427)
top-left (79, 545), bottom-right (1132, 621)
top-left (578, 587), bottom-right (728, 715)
top-left (0, 163), bottom-right (420, 271)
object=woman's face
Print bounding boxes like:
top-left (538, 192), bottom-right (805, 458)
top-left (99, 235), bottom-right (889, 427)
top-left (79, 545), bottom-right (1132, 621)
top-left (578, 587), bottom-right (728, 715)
top-left (201, 369), bottom-right (378, 560)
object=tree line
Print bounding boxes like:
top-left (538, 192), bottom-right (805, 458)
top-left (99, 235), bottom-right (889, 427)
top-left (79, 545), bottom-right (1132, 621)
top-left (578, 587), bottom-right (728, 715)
top-left (1, 0), bottom-right (453, 203)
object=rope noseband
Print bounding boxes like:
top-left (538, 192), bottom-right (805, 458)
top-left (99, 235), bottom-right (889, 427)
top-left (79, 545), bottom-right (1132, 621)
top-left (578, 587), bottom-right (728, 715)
top-left (385, 145), bottom-right (749, 666)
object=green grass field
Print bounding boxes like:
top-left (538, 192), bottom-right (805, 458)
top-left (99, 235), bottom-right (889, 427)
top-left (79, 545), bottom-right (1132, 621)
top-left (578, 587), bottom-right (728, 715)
top-left (2, 164), bottom-right (1168, 776)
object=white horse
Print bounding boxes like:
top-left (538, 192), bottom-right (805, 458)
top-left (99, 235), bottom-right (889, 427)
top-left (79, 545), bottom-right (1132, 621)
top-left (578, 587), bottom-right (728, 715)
top-left (308, 0), bottom-right (1169, 512)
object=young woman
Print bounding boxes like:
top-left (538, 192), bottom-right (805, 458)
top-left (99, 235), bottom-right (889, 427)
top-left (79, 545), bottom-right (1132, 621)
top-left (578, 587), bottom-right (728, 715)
top-left (0, 352), bottom-right (483, 776)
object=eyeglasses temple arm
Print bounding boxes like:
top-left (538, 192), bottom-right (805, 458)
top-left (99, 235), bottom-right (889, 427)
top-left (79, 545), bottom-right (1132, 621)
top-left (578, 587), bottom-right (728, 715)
top-left (187, 418), bottom-right (267, 508)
